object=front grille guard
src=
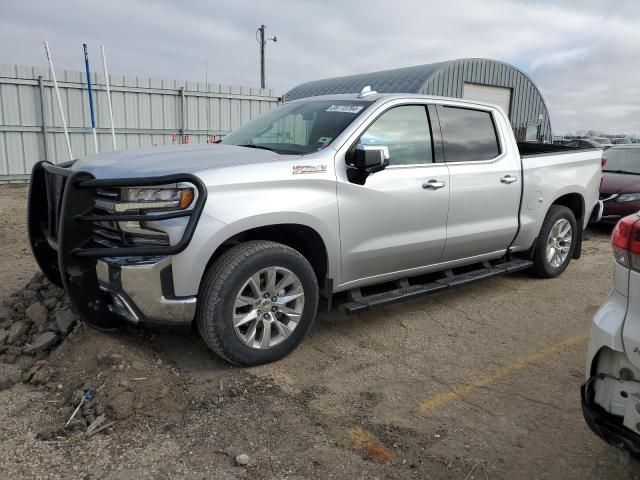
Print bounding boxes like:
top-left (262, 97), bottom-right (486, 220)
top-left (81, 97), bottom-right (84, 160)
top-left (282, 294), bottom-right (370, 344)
top-left (28, 161), bottom-right (207, 330)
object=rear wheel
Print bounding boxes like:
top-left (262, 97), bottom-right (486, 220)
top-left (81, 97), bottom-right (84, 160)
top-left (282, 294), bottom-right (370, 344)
top-left (532, 205), bottom-right (578, 278)
top-left (197, 240), bottom-right (319, 365)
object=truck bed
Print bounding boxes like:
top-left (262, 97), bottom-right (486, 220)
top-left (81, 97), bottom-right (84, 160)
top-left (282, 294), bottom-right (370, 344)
top-left (517, 142), bottom-right (598, 157)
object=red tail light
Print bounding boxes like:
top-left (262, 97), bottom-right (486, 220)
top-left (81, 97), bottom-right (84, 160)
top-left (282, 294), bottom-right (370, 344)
top-left (601, 155), bottom-right (608, 168)
top-left (612, 214), bottom-right (640, 270)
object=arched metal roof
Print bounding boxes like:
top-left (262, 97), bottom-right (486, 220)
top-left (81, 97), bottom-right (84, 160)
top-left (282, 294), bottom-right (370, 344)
top-left (284, 59), bottom-right (552, 142)
top-left (284, 62), bottom-right (448, 100)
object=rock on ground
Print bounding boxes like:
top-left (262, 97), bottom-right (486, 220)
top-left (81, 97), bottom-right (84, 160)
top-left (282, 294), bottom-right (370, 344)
top-left (43, 297), bottom-right (58, 310)
top-left (235, 454), bottom-right (250, 466)
top-left (55, 309), bottom-right (76, 334)
top-left (30, 366), bottom-right (52, 385)
top-left (23, 332), bottom-right (58, 354)
top-left (7, 321), bottom-right (29, 344)
top-left (25, 302), bottom-right (48, 326)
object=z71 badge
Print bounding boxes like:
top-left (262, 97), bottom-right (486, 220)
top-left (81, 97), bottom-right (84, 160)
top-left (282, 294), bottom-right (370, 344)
top-left (293, 164), bottom-right (327, 175)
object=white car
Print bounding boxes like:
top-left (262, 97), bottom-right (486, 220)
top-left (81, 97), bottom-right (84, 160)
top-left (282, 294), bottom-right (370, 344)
top-left (583, 212), bottom-right (640, 457)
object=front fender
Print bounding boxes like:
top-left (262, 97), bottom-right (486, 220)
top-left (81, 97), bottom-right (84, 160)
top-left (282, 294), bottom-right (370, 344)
top-left (171, 212), bottom-right (340, 297)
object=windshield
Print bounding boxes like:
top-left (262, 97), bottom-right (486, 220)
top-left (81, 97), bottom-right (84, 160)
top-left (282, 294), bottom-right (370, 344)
top-left (604, 148), bottom-right (640, 174)
top-left (592, 138), bottom-right (610, 144)
top-left (613, 138), bottom-right (632, 144)
top-left (221, 100), bottom-right (372, 155)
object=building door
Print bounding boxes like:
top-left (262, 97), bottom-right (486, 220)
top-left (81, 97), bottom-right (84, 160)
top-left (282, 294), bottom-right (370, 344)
top-left (463, 83), bottom-right (512, 117)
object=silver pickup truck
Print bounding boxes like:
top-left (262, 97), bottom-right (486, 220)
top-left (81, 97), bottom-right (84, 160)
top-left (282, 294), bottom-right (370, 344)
top-left (28, 90), bottom-right (603, 365)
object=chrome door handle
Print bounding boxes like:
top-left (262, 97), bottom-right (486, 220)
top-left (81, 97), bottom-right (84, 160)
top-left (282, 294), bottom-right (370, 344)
top-left (422, 179), bottom-right (446, 190)
top-left (500, 175), bottom-right (518, 184)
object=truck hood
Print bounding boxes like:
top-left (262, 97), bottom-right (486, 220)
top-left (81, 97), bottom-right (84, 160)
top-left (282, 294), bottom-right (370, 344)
top-left (71, 144), bottom-right (290, 179)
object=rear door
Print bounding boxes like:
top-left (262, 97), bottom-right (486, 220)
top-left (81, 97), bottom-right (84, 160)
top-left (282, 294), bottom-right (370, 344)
top-left (436, 104), bottom-right (521, 262)
top-left (337, 103), bottom-right (450, 286)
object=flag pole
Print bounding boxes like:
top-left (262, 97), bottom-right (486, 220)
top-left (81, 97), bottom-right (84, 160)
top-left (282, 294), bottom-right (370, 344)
top-left (83, 43), bottom-right (98, 154)
top-left (44, 41), bottom-right (73, 160)
top-left (100, 45), bottom-right (116, 150)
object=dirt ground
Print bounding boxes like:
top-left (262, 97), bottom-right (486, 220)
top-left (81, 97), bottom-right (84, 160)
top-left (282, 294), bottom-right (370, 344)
top-left (0, 184), bottom-right (638, 479)
top-left (0, 185), bottom-right (37, 298)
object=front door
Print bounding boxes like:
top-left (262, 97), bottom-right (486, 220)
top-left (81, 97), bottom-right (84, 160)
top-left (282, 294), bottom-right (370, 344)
top-left (337, 104), bottom-right (450, 286)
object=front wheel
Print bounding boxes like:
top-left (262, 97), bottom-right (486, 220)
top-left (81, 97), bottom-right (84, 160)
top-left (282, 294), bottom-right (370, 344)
top-left (532, 205), bottom-right (578, 278)
top-left (197, 241), bottom-right (319, 365)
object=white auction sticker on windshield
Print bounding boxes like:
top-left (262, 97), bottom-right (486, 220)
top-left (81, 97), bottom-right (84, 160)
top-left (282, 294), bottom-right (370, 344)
top-left (326, 104), bottom-right (364, 114)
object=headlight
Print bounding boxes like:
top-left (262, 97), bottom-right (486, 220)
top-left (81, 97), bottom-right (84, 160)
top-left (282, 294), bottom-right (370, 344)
top-left (617, 193), bottom-right (640, 202)
top-left (116, 186), bottom-right (195, 212)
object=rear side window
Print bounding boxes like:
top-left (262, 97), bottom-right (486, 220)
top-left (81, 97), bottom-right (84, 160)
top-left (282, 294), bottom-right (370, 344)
top-left (359, 105), bottom-right (433, 165)
top-left (438, 106), bottom-right (500, 162)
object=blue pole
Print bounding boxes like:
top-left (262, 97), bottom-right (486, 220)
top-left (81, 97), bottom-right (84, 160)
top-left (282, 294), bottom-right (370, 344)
top-left (83, 43), bottom-right (98, 153)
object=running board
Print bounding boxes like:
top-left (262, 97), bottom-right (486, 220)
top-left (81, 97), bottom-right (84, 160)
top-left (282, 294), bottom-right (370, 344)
top-left (339, 258), bottom-right (533, 314)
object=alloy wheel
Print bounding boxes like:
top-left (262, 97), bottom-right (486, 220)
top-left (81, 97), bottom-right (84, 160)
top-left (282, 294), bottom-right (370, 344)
top-left (546, 218), bottom-right (573, 268)
top-left (232, 266), bottom-right (305, 349)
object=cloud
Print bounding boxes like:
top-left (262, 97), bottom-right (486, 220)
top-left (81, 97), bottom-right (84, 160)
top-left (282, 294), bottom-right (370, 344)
top-left (1, 0), bottom-right (639, 134)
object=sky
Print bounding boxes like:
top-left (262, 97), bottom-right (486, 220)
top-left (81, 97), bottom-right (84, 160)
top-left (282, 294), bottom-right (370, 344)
top-left (1, 0), bottom-right (639, 135)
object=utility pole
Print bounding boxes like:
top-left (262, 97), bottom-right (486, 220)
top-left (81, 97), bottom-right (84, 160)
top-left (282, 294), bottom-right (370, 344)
top-left (257, 24), bottom-right (277, 89)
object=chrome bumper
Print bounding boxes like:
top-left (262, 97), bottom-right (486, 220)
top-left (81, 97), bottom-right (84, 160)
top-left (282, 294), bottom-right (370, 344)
top-left (96, 257), bottom-right (196, 327)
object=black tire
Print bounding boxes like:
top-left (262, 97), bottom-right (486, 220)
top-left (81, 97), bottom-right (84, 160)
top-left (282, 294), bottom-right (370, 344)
top-left (532, 205), bottom-right (578, 278)
top-left (197, 240), bottom-right (319, 366)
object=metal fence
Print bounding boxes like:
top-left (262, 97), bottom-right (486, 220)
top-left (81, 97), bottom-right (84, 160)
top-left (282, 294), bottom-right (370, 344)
top-left (0, 64), bottom-right (281, 182)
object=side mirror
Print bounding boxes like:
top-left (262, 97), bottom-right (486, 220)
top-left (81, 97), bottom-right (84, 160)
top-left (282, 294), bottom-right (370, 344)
top-left (353, 144), bottom-right (390, 169)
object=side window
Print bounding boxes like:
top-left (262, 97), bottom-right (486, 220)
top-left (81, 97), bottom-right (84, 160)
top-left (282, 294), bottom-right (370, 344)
top-left (438, 106), bottom-right (500, 162)
top-left (359, 105), bottom-right (433, 165)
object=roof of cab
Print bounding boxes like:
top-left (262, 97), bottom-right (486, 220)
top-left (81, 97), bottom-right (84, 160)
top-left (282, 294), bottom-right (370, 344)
top-left (288, 92), bottom-right (508, 113)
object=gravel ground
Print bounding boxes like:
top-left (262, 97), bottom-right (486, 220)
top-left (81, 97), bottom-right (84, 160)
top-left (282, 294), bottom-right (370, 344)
top-left (0, 184), bottom-right (638, 479)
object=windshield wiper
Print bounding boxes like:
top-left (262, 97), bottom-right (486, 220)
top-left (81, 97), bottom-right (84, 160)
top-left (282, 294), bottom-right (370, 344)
top-left (237, 144), bottom-right (277, 152)
top-left (603, 169), bottom-right (640, 175)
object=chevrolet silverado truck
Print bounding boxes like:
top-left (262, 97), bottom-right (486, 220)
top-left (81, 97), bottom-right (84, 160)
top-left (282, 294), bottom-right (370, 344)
top-left (28, 89), bottom-right (603, 365)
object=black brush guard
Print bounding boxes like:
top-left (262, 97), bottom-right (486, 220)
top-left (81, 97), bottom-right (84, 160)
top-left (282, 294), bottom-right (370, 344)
top-left (27, 161), bottom-right (207, 330)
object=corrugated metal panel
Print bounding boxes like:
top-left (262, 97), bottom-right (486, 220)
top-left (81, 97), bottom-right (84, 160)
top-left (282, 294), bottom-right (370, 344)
top-left (284, 62), bottom-right (448, 100)
top-left (0, 63), bottom-right (281, 179)
top-left (419, 59), bottom-right (552, 143)
top-left (284, 59), bottom-right (553, 144)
